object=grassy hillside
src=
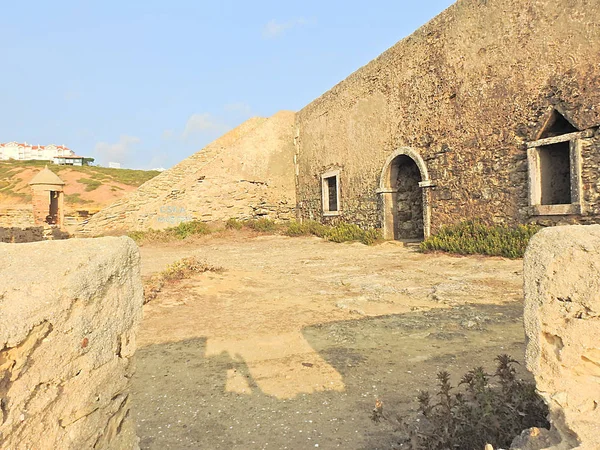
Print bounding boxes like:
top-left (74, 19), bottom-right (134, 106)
top-left (0, 160), bottom-right (160, 210)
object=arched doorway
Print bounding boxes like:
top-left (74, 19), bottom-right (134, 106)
top-left (378, 148), bottom-right (432, 240)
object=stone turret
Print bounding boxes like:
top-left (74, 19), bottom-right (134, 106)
top-left (28, 166), bottom-right (65, 229)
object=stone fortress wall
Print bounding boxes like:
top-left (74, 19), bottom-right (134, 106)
top-left (80, 111), bottom-right (297, 235)
top-left (79, 0), bottom-right (600, 238)
top-left (294, 0), bottom-right (600, 234)
top-left (0, 237), bottom-right (144, 449)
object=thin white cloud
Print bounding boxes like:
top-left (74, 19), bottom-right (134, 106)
top-left (262, 18), bottom-right (314, 39)
top-left (94, 135), bottom-right (140, 164)
top-left (183, 113), bottom-right (229, 139)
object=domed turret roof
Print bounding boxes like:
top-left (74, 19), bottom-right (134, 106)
top-left (28, 166), bottom-right (65, 186)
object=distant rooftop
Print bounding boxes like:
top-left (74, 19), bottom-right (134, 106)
top-left (0, 142), bottom-right (71, 150)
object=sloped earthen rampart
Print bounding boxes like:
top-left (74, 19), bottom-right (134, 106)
top-left (0, 237), bottom-right (144, 449)
top-left (81, 111), bottom-right (297, 235)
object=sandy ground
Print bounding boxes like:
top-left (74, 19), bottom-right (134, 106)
top-left (132, 233), bottom-right (528, 450)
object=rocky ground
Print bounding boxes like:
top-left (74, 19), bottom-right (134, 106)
top-left (131, 232), bottom-right (529, 450)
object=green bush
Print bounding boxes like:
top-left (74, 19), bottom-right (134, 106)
top-left (127, 228), bottom-right (173, 244)
top-left (327, 222), bottom-right (382, 245)
top-left (211, 216), bottom-right (383, 246)
top-left (420, 220), bottom-right (541, 258)
top-left (127, 230), bottom-right (147, 243)
top-left (392, 355), bottom-right (549, 450)
top-left (170, 220), bottom-right (211, 239)
top-left (284, 220), bottom-right (329, 238)
top-left (245, 218), bottom-right (278, 232)
top-left (225, 218), bottom-right (244, 230)
top-left (127, 220), bottom-right (211, 245)
top-left (284, 220), bottom-right (381, 245)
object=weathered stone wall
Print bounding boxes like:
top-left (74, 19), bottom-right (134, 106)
top-left (523, 225), bottom-right (600, 449)
top-left (295, 0), bottom-right (600, 233)
top-left (0, 237), bottom-right (144, 449)
top-left (0, 206), bottom-right (34, 229)
top-left (579, 137), bottom-right (600, 221)
top-left (81, 111), bottom-right (297, 235)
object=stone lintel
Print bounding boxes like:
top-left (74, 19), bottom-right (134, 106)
top-left (526, 129), bottom-right (595, 148)
top-left (530, 203), bottom-right (582, 216)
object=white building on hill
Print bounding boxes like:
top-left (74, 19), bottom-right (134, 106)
top-left (0, 142), bottom-right (75, 161)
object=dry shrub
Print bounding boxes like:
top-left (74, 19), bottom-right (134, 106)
top-left (225, 218), bottom-right (244, 230)
top-left (245, 218), bottom-right (279, 232)
top-left (143, 256), bottom-right (223, 303)
top-left (224, 217), bottom-right (280, 232)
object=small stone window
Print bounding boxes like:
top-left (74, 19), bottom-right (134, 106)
top-left (527, 109), bottom-right (591, 216)
top-left (321, 170), bottom-right (340, 216)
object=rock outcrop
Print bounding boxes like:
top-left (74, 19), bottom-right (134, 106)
top-left (523, 225), bottom-right (600, 449)
top-left (0, 237), bottom-right (144, 449)
top-left (80, 111), bottom-right (297, 235)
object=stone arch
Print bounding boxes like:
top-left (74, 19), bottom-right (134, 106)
top-left (377, 148), bottom-right (432, 240)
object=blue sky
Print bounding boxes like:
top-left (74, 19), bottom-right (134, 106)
top-left (0, 0), bottom-right (454, 169)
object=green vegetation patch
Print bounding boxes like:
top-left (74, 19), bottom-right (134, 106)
top-left (225, 218), bottom-right (244, 230)
top-left (0, 159), bottom-right (160, 191)
top-left (72, 166), bottom-right (160, 186)
top-left (130, 217), bottom-right (382, 246)
top-left (64, 193), bottom-right (94, 205)
top-left (420, 220), bottom-right (541, 259)
top-left (128, 220), bottom-right (213, 245)
top-left (169, 220), bottom-right (212, 239)
top-left (225, 218), bottom-right (382, 245)
top-left (77, 178), bottom-right (103, 192)
top-left (245, 217), bottom-right (279, 232)
top-left (326, 222), bottom-right (381, 245)
top-left (284, 220), bottom-right (381, 245)
top-left (0, 165), bottom-right (27, 200)
top-left (284, 220), bottom-right (329, 238)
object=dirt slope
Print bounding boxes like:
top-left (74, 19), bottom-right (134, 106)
top-left (0, 160), bottom-right (160, 213)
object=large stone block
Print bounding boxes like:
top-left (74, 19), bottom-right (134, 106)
top-left (524, 225), bottom-right (600, 449)
top-left (0, 236), bottom-right (144, 449)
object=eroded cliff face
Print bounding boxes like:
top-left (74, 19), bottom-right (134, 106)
top-left (0, 237), bottom-right (144, 449)
top-left (523, 225), bottom-right (600, 449)
top-left (295, 0), bottom-right (600, 232)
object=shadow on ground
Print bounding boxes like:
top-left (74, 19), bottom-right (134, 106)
top-left (131, 302), bottom-right (528, 450)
